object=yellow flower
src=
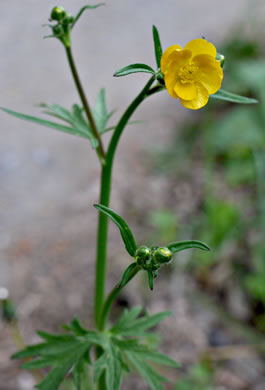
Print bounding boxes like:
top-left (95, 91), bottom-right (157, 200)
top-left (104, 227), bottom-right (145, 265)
top-left (161, 38), bottom-right (223, 110)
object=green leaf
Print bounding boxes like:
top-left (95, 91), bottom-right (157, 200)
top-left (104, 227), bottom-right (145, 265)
top-left (94, 343), bottom-right (122, 390)
top-left (211, 89), bottom-right (258, 104)
top-left (114, 63), bottom-right (155, 77)
top-left (92, 88), bottom-right (115, 135)
top-left (35, 343), bottom-right (89, 390)
top-left (1, 106), bottom-right (99, 149)
top-left (1, 107), bottom-right (89, 139)
top-left (40, 103), bottom-right (73, 123)
top-left (111, 309), bottom-right (171, 337)
top-left (167, 240), bottom-right (210, 253)
top-left (72, 4), bottom-right (105, 29)
top-left (152, 26), bottom-right (163, 69)
top-left (125, 351), bottom-right (169, 390)
top-left (119, 263), bottom-right (138, 288)
top-left (148, 271), bottom-right (154, 291)
top-left (94, 204), bottom-right (137, 257)
top-left (111, 306), bottom-right (142, 331)
top-left (114, 340), bottom-right (179, 368)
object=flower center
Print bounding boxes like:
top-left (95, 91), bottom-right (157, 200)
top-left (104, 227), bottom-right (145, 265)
top-left (178, 64), bottom-right (198, 84)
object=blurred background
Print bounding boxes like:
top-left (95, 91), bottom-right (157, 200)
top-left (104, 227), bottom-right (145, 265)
top-left (0, 0), bottom-right (265, 389)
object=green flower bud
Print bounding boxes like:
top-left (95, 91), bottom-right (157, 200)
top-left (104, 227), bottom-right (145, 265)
top-left (216, 53), bottom-right (225, 68)
top-left (64, 13), bottom-right (75, 25)
top-left (53, 24), bottom-right (64, 36)
top-left (50, 6), bottom-right (66, 21)
top-left (135, 246), bottom-right (152, 267)
top-left (153, 247), bottom-right (172, 264)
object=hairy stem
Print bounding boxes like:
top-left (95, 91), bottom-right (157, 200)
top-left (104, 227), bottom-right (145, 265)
top-left (99, 265), bottom-right (140, 331)
top-left (94, 76), bottom-right (156, 329)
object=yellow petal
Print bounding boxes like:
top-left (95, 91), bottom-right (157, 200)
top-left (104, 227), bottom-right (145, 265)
top-left (164, 50), bottom-right (192, 98)
top-left (160, 44), bottom-right (182, 73)
top-left (193, 54), bottom-right (223, 94)
top-left (184, 38), bottom-right (216, 59)
top-left (179, 83), bottom-right (209, 110)
top-left (174, 81), bottom-right (197, 100)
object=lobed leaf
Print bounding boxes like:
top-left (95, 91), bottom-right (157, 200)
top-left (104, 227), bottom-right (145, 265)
top-left (167, 240), bottom-right (210, 253)
top-left (1, 106), bottom-right (99, 149)
top-left (111, 310), bottom-right (171, 337)
top-left (94, 204), bottom-right (137, 257)
top-left (211, 89), bottom-right (258, 104)
top-left (1, 107), bottom-right (88, 138)
top-left (125, 351), bottom-right (169, 390)
top-left (94, 344), bottom-right (122, 390)
top-left (152, 25), bottom-right (163, 69)
top-left (114, 63), bottom-right (155, 77)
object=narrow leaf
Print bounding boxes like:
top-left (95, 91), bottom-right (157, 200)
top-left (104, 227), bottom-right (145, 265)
top-left (152, 26), bottom-right (163, 69)
top-left (35, 343), bottom-right (89, 390)
top-left (94, 204), bottom-right (137, 257)
top-left (125, 352), bottom-right (168, 390)
top-left (72, 4), bottom-right (105, 29)
top-left (119, 263), bottom-right (138, 288)
top-left (211, 89), bottom-right (258, 104)
top-left (167, 240), bottom-right (210, 253)
top-left (112, 311), bottom-right (171, 337)
top-left (114, 63), bottom-right (155, 77)
top-left (148, 271), bottom-right (154, 291)
top-left (1, 107), bottom-right (89, 139)
top-left (111, 307), bottom-right (142, 333)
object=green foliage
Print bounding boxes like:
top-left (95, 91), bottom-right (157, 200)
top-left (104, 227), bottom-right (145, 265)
top-left (72, 4), bottom-right (105, 29)
top-left (1, 89), bottom-right (115, 150)
top-left (94, 204), bottom-right (137, 257)
top-left (119, 263), bottom-right (139, 288)
top-left (167, 240), bottom-right (210, 253)
top-left (175, 360), bottom-right (214, 390)
top-left (152, 25), bottom-right (163, 69)
top-left (13, 310), bottom-right (178, 390)
top-left (211, 88), bottom-right (258, 104)
top-left (114, 63), bottom-right (155, 77)
top-left (12, 322), bottom-right (98, 390)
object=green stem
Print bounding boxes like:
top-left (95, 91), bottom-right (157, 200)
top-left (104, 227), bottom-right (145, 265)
top-left (99, 265), bottom-right (140, 331)
top-left (65, 47), bottom-right (106, 165)
top-left (94, 75), bottom-right (156, 328)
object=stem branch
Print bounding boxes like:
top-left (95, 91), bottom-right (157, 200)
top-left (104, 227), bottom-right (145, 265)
top-left (94, 76), bottom-right (156, 328)
top-left (65, 47), bottom-right (106, 164)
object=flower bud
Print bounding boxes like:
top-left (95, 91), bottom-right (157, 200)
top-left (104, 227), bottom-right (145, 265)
top-left (53, 24), bottom-right (64, 36)
top-left (216, 53), bottom-right (225, 68)
top-left (153, 247), bottom-right (172, 264)
top-left (50, 6), bottom-right (66, 21)
top-left (135, 246), bottom-right (151, 267)
top-left (64, 13), bottom-right (75, 25)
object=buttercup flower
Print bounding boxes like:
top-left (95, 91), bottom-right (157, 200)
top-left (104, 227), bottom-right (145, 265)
top-left (161, 38), bottom-right (223, 110)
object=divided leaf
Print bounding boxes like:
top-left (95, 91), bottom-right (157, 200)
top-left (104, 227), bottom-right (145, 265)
top-left (125, 351), bottom-right (169, 390)
top-left (94, 343), bottom-right (122, 390)
top-left (114, 63), bottom-right (155, 77)
top-left (94, 204), bottom-right (137, 257)
top-left (110, 307), bottom-right (171, 337)
top-left (12, 322), bottom-right (101, 390)
top-left (1, 106), bottom-right (98, 149)
top-left (167, 240), bottom-right (210, 253)
top-left (211, 89), bottom-right (258, 104)
top-left (152, 25), bottom-right (163, 69)
top-left (92, 88), bottom-right (116, 134)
